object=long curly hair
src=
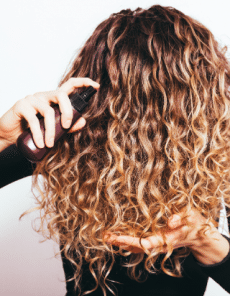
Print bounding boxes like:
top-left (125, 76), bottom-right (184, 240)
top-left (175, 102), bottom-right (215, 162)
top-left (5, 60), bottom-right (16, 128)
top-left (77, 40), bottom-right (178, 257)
top-left (21, 4), bottom-right (230, 295)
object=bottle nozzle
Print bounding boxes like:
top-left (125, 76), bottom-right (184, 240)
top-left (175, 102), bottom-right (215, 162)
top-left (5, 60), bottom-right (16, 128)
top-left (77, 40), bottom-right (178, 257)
top-left (70, 86), bottom-right (97, 112)
top-left (80, 86), bottom-right (97, 102)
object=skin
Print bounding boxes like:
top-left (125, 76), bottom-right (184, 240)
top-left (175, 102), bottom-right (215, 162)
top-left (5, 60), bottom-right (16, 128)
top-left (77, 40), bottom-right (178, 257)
top-left (105, 209), bottom-right (230, 266)
top-left (0, 77), bottom-right (229, 266)
top-left (0, 77), bottom-right (99, 152)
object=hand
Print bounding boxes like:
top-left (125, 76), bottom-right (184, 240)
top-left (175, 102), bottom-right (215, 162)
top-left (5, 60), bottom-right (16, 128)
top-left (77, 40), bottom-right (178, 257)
top-left (104, 209), bottom-right (218, 255)
top-left (0, 77), bottom-right (100, 150)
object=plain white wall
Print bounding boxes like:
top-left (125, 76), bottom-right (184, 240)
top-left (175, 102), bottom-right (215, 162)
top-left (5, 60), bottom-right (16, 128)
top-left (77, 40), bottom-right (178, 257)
top-left (0, 0), bottom-right (230, 295)
top-left (0, 0), bottom-right (230, 117)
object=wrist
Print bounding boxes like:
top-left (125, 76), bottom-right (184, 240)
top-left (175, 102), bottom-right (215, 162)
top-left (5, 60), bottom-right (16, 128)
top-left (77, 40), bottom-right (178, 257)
top-left (0, 137), bottom-right (13, 152)
top-left (190, 230), bottom-right (230, 265)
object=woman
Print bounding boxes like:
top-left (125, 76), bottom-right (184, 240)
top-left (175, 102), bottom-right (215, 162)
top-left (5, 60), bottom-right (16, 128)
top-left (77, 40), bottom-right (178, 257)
top-left (1, 4), bottom-right (230, 296)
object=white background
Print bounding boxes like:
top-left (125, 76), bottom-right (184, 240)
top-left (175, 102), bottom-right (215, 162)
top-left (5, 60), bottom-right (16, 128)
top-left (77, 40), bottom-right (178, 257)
top-left (0, 0), bottom-right (230, 295)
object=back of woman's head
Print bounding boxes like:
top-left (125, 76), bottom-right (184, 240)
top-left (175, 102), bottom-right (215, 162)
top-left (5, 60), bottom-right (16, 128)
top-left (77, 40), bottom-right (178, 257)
top-left (29, 5), bottom-right (230, 295)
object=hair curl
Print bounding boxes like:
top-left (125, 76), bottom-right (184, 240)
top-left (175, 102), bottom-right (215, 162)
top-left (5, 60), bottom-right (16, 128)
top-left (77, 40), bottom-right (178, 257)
top-left (21, 4), bottom-right (230, 296)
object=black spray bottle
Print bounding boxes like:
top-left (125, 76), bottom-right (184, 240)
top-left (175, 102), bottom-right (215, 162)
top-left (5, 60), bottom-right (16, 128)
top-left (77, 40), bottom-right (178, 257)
top-left (16, 86), bottom-right (97, 163)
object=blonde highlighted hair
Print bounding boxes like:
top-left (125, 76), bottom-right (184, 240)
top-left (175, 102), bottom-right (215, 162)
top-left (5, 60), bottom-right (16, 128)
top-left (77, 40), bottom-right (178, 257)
top-left (21, 4), bottom-right (230, 295)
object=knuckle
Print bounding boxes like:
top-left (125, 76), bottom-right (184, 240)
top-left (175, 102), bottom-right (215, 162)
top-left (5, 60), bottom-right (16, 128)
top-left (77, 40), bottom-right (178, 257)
top-left (24, 94), bottom-right (34, 101)
top-left (14, 98), bottom-right (28, 110)
top-left (56, 91), bottom-right (70, 103)
top-left (33, 92), bottom-right (47, 101)
top-left (14, 98), bottom-right (23, 107)
top-left (14, 97), bottom-right (32, 111)
top-left (57, 90), bottom-right (66, 97)
top-left (48, 90), bottom-right (58, 97)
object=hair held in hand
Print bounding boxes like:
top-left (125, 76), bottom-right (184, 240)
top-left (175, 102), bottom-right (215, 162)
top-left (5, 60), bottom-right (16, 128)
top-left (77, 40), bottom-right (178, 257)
top-left (21, 5), bottom-right (230, 295)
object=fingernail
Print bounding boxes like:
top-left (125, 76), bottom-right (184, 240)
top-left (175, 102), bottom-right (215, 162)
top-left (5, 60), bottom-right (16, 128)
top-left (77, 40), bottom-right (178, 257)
top-left (64, 120), bottom-right (71, 128)
top-left (48, 137), bottom-right (54, 147)
top-left (38, 139), bottom-right (44, 148)
top-left (78, 117), bottom-right (85, 126)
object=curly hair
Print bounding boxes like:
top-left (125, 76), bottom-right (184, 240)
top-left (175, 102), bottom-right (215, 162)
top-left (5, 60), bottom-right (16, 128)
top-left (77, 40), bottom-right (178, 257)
top-left (20, 4), bottom-right (230, 296)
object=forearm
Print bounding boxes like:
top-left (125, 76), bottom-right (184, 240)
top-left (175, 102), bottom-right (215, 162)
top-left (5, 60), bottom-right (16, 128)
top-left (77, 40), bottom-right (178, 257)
top-left (190, 229), bottom-right (230, 265)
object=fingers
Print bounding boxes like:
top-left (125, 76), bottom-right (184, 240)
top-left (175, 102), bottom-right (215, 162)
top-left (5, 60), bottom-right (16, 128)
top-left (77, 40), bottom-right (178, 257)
top-left (105, 233), bottom-right (161, 251)
top-left (39, 90), bottom-right (74, 129)
top-left (68, 117), bottom-right (86, 133)
top-left (106, 234), bottom-right (140, 246)
top-left (105, 210), bottom-right (202, 254)
top-left (13, 77), bottom-right (99, 148)
top-left (14, 99), bottom-right (47, 148)
top-left (104, 224), bottom-right (190, 254)
top-left (34, 76), bottom-right (99, 131)
top-left (168, 214), bottom-right (182, 229)
top-left (59, 77), bottom-right (100, 95)
top-left (31, 98), bottom-right (56, 147)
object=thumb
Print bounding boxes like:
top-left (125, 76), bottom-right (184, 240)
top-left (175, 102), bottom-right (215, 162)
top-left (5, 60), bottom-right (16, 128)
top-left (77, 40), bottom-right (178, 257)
top-left (68, 117), bottom-right (86, 133)
top-left (168, 214), bottom-right (182, 229)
